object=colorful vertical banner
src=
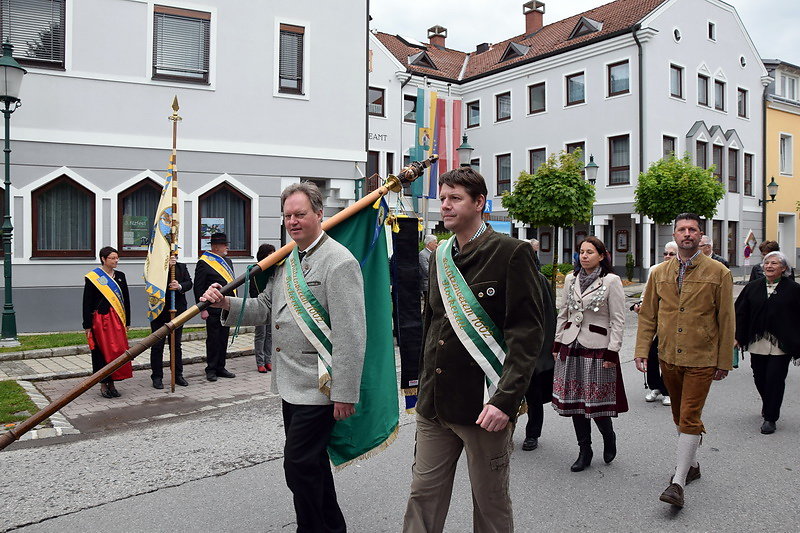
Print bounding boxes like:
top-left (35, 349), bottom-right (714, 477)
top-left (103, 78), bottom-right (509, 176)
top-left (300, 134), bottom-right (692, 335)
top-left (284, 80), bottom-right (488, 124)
top-left (412, 89), bottom-right (462, 199)
top-left (144, 154), bottom-right (179, 321)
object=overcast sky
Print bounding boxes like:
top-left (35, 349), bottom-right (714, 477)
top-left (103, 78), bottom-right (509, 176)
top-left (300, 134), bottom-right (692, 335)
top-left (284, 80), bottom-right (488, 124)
top-left (370, 0), bottom-right (798, 64)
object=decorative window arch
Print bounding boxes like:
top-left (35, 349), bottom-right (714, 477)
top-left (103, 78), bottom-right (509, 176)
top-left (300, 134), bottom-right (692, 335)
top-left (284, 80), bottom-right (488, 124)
top-left (32, 175), bottom-right (95, 257)
top-left (118, 178), bottom-right (162, 257)
top-left (198, 182), bottom-right (251, 256)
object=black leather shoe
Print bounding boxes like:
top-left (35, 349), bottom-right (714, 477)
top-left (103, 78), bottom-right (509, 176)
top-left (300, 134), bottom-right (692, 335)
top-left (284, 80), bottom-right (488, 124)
top-left (175, 376), bottom-right (189, 387)
top-left (659, 483), bottom-right (684, 508)
top-left (603, 432), bottom-right (617, 464)
top-left (522, 437), bottom-right (538, 451)
top-left (108, 384), bottom-right (121, 398)
top-left (570, 446), bottom-right (593, 472)
top-left (206, 374), bottom-right (218, 382)
top-left (216, 369), bottom-right (236, 378)
top-left (761, 420), bottom-right (776, 434)
top-left (152, 378), bottom-right (164, 390)
top-left (100, 385), bottom-right (113, 399)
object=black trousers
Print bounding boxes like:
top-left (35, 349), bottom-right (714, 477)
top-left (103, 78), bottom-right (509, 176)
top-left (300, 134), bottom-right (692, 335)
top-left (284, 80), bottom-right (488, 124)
top-left (523, 372), bottom-right (550, 439)
top-left (149, 311), bottom-right (184, 379)
top-left (751, 353), bottom-right (792, 422)
top-left (572, 416), bottom-right (614, 446)
top-left (646, 336), bottom-right (669, 396)
top-left (282, 401), bottom-right (346, 533)
top-left (204, 313), bottom-right (230, 376)
top-left (90, 347), bottom-right (113, 385)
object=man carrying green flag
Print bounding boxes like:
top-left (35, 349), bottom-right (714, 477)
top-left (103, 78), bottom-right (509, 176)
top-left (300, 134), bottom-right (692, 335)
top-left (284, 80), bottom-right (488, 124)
top-left (201, 181), bottom-right (396, 531)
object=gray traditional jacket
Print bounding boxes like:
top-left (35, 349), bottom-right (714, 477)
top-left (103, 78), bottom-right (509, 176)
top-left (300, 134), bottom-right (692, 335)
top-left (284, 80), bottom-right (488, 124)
top-left (222, 233), bottom-right (366, 405)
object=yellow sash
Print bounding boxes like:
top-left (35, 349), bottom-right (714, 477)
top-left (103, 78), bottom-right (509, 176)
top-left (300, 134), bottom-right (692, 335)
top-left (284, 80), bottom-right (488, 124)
top-left (200, 252), bottom-right (234, 283)
top-left (85, 268), bottom-right (126, 325)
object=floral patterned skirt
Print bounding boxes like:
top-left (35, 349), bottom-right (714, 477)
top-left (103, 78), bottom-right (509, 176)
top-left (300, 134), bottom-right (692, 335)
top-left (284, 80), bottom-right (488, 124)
top-left (552, 342), bottom-right (628, 418)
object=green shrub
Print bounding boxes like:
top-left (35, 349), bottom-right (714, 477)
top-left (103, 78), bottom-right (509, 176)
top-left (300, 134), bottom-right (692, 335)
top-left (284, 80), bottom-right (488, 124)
top-left (541, 263), bottom-right (574, 280)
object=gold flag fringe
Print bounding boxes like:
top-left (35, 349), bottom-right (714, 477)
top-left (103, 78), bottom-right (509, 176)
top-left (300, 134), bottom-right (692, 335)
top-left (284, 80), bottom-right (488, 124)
top-left (333, 424), bottom-right (399, 472)
top-left (401, 387), bottom-right (418, 396)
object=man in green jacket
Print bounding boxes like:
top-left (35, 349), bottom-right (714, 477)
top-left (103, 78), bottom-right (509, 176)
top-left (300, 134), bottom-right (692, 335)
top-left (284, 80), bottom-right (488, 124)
top-left (635, 212), bottom-right (734, 510)
top-left (403, 167), bottom-right (545, 533)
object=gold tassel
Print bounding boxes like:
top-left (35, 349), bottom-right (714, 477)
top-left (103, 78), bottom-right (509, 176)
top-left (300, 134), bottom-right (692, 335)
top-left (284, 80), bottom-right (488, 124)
top-left (401, 387), bottom-right (418, 397)
top-left (333, 425), bottom-right (400, 471)
top-left (318, 372), bottom-right (332, 397)
top-left (517, 400), bottom-right (528, 416)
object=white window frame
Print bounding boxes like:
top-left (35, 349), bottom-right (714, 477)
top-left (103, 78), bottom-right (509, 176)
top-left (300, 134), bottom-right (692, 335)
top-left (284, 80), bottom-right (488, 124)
top-left (781, 73), bottom-right (798, 100)
top-left (273, 18), bottom-right (311, 100)
top-left (564, 70), bottom-right (587, 107)
top-left (669, 62), bottom-right (685, 101)
top-left (780, 133), bottom-right (793, 176)
top-left (527, 80), bottom-right (547, 115)
top-left (494, 90), bottom-right (512, 123)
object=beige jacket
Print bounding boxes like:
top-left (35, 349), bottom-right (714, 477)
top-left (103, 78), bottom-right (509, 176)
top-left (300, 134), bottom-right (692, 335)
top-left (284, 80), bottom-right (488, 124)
top-left (554, 272), bottom-right (626, 360)
top-left (635, 251), bottom-right (734, 370)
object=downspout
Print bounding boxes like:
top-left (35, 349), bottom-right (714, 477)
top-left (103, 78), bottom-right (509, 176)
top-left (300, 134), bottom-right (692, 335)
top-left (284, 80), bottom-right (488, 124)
top-left (632, 23), bottom-right (644, 275)
top-left (762, 85), bottom-right (768, 241)
top-left (632, 23), bottom-right (644, 175)
top-left (364, 1), bottom-right (370, 189)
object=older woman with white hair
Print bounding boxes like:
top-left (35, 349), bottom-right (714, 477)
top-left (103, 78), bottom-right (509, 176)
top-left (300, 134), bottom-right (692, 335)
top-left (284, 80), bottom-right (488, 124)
top-left (735, 251), bottom-right (800, 434)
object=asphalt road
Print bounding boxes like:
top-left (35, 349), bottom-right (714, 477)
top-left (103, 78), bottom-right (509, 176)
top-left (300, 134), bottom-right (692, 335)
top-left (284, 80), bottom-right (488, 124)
top-left (2, 305), bottom-right (799, 532)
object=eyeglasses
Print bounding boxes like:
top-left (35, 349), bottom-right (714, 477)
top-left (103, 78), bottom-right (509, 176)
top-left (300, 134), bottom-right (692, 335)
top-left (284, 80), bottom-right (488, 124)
top-left (663, 252), bottom-right (676, 256)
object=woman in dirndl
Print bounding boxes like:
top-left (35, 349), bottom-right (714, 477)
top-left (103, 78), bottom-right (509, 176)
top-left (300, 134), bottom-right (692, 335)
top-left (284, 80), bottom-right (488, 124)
top-left (552, 236), bottom-right (628, 472)
top-left (82, 246), bottom-right (132, 399)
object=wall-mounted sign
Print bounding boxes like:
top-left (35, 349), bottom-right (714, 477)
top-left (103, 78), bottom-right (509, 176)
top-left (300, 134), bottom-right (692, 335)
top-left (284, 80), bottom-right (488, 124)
top-left (616, 229), bottom-right (629, 253)
top-left (368, 132), bottom-right (388, 142)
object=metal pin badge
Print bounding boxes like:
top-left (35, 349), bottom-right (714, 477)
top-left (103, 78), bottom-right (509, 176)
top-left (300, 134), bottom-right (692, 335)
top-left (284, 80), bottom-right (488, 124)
top-left (487, 287), bottom-right (496, 296)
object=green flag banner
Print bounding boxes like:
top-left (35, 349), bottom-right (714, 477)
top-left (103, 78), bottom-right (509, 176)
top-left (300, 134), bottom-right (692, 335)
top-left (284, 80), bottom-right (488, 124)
top-left (326, 198), bottom-right (399, 468)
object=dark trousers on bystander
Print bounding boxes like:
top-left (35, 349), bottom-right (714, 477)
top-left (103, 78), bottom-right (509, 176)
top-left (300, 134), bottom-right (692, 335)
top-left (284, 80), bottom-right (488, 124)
top-left (150, 313), bottom-right (184, 380)
top-left (750, 353), bottom-right (792, 423)
top-left (204, 313), bottom-right (230, 377)
top-left (282, 401), bottom-right (345, 533)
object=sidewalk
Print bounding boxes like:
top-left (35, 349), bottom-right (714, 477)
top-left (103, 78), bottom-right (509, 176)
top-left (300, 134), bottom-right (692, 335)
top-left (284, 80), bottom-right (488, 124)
top-left (0, 328), bottom-right (256, 382)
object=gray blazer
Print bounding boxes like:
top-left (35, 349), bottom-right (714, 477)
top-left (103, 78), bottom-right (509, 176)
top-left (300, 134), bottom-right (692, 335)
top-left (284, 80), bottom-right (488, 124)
top-left (555, 272), bottom-right (625, 356)
top-left (419, 247), bottom-right (432, 292)
top-left (223, 233), bottom-right (366, 406)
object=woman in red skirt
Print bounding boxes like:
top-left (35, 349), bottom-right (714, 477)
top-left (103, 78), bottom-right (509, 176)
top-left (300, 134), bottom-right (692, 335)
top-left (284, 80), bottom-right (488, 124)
top-left (552, 236), bottom-right (628, 472)
top-left (82, 246), bottom-right (132, 398)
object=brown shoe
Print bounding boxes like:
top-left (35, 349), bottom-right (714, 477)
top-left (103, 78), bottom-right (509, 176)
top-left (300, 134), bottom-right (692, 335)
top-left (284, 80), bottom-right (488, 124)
top-left (659, 483), bottom-right (684, 508)
top-left (670, 463), bottom-right (701, 485)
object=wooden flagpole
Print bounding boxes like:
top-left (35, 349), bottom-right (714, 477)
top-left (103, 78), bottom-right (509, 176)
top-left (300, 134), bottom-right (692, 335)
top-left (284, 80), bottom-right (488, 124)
top-left (0, 155), bottom-right (438, 451)
top-left (168, 97), bottom-right (181, 393)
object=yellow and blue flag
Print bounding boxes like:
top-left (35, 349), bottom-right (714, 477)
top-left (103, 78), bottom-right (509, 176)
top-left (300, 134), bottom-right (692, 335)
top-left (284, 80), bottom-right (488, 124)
top-left (144, 153), bottom-right (179, 321)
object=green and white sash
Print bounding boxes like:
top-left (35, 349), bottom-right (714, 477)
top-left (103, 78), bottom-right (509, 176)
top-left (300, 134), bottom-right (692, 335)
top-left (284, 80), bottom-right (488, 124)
top-left (283, 247), bottom-right (334, 396)
top-left (436, 236), bottom-right (508, 402)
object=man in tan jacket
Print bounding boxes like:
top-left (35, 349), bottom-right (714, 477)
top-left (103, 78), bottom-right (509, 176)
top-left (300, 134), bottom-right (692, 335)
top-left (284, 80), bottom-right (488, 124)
top-left (634, 213), bottom-right (734, 509)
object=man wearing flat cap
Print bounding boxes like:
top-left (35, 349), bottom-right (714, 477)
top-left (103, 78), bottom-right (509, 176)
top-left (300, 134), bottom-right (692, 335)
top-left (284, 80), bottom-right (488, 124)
top-left (194, 232), bottom-right (237, 381)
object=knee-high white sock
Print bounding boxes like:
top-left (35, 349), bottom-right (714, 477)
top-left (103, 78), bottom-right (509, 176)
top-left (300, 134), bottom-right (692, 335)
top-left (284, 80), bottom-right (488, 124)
top-left (674, 432), bottom-right (701, 487)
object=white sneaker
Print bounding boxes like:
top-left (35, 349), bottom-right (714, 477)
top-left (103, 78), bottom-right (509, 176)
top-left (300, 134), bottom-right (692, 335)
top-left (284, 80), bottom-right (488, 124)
top-left (645, 389), bottom-right (662, 402)
top-left (662, 396), bottom-right (671, 406)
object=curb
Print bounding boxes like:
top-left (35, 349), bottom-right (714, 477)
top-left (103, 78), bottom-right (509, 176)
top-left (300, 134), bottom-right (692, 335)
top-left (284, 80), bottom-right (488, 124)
top-left (9, 380), bottom-right (81, 442)
top-left (12, 349), bottom-right (255, 382)
top-left (0, 326), bottom-right (256, 362)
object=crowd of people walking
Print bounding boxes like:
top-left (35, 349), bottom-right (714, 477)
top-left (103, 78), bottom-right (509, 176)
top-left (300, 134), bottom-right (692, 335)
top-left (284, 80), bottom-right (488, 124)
top-left (79, 168), bottom-right (798, 528)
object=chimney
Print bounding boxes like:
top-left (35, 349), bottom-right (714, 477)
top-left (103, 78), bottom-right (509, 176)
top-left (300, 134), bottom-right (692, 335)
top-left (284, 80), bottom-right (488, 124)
top-left (523, 1), bottom-right (545, 35)
top-left (476, 43), bottom-right (490, 54)
top-left (428, 25), bottom-right (447, 48)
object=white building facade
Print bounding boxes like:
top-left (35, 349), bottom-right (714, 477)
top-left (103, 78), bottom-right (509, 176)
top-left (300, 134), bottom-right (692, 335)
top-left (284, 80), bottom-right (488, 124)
top-left (3, 0), bottom-right (367, 331)
top-left (370, 0), bottom-right (768, 275)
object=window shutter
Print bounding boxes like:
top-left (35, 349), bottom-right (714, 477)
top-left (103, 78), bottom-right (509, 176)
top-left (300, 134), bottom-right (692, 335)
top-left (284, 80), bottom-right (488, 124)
top-left (153, 5), bottom-right (210, 82)
top-left (0, 0), bottom-right (66, 68)
top-left (279, 24), bottom-right (304, 93)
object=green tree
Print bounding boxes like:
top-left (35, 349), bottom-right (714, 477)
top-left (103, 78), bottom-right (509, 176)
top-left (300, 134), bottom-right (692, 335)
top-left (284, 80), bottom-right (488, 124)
top-left (502, 150), bottom-right (594, 294)
top-left (634, 154), bottom-right (725, 225)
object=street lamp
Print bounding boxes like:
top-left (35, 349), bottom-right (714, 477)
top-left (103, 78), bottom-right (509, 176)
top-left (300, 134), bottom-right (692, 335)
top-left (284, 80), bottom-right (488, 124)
top-left (456, 134), bottom-right (474, 167)
top-left (0, 41), bottom-right (26, 346)
top-left (584, 154), bottom-right (598, 185)
top-left (759, 176), bottom-right (779, 206)
top-left (585, 154), bottom-right (599, 235)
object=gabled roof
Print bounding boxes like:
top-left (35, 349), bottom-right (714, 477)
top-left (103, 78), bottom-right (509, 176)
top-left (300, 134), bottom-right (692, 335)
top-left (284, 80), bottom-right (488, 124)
top-left (374, 0), bottom-right (666, 83)
top-left (409, 50), bottom-right (437, 69)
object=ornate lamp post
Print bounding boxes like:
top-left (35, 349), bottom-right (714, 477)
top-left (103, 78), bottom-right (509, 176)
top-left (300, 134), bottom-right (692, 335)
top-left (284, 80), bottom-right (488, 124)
top-left (456, 134), bottom-right (474, 167)
top-left (584, 154), bottom-right (599, 235)
top-left (0, 41), bottom-right (26, 345)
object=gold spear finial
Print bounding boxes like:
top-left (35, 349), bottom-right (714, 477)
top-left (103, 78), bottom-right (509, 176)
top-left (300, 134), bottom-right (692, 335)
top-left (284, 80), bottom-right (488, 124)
top-left (169, 95), bottom-right (182, 122)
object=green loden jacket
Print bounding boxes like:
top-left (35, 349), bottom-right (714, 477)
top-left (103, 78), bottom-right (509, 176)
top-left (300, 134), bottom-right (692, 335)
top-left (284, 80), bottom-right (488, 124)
top-left (635, 251), bottom-right (734, 370)
top-left (416, 226), bottom-right (545, 424)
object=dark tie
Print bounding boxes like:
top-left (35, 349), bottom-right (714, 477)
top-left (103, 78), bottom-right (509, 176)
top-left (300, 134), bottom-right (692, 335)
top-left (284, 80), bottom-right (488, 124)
top-left (298, 251), bottom-right (307, 262)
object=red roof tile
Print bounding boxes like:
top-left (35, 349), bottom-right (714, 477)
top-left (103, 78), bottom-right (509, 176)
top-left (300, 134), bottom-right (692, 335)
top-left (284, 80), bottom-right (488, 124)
top-left (375, 0), bottom-right (667, 82)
